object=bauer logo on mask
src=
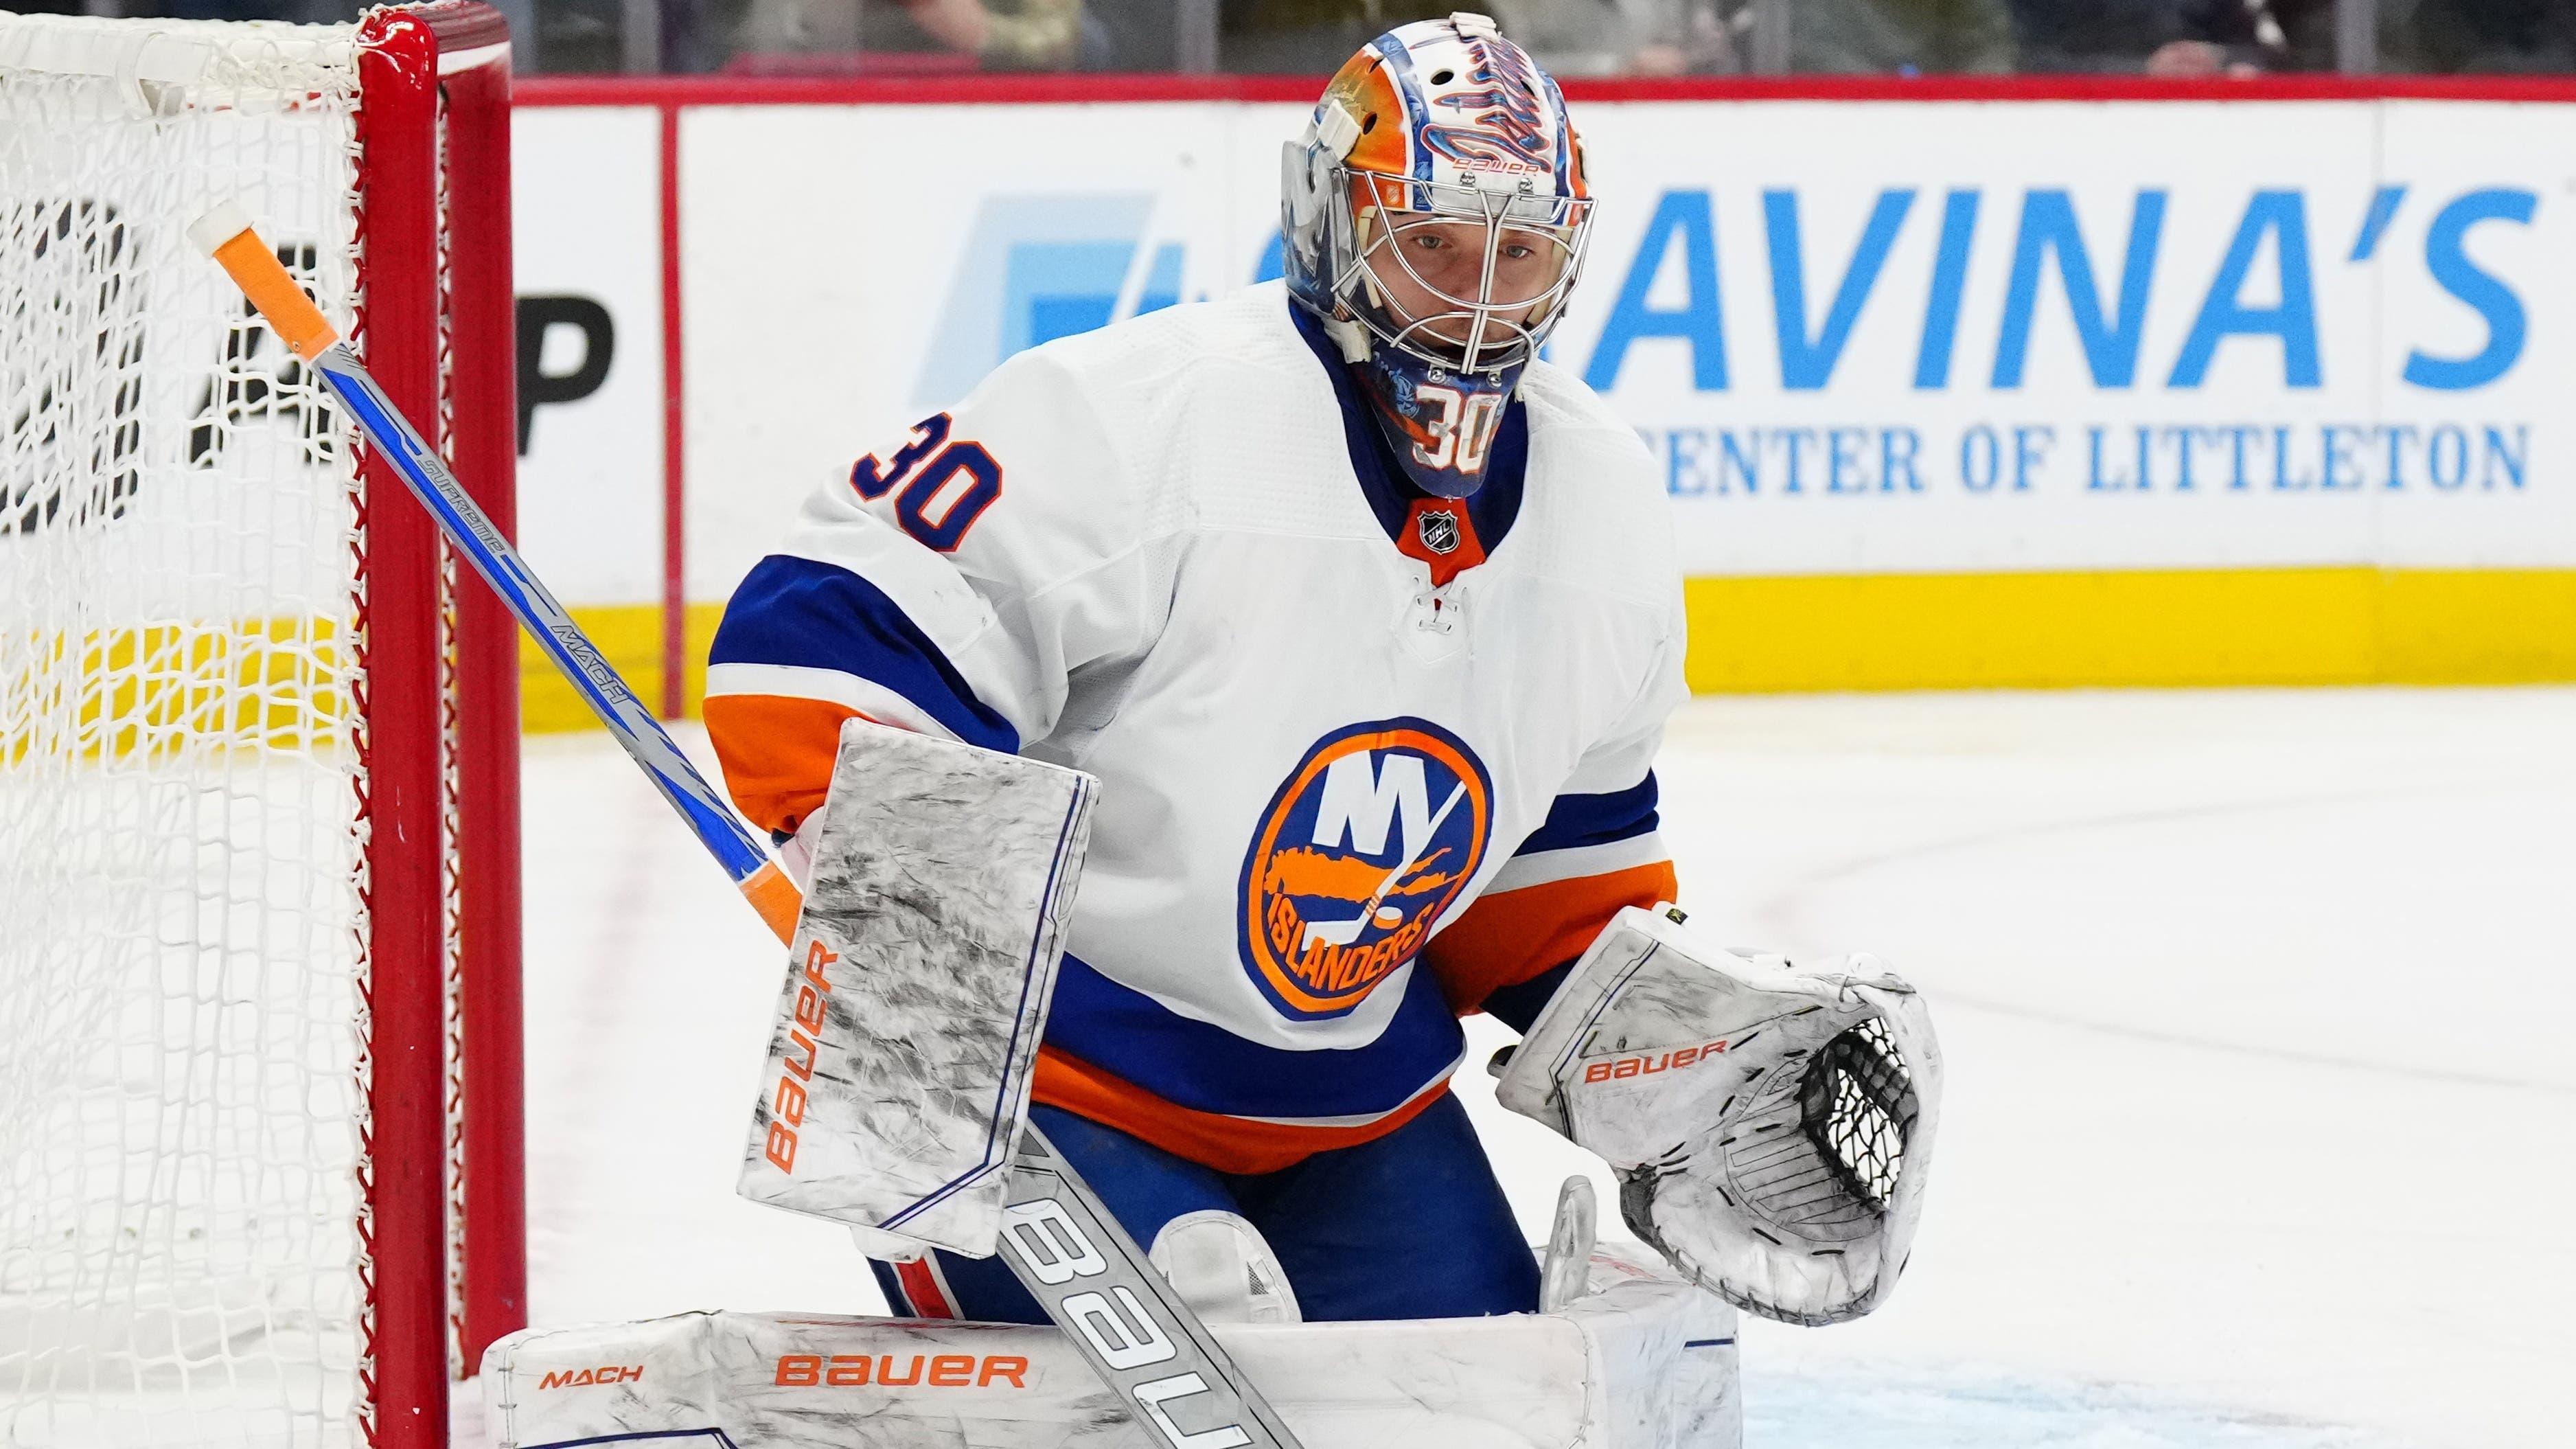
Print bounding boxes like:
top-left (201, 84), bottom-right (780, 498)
top-left (1237, 719), bottom-right (1491, 1019)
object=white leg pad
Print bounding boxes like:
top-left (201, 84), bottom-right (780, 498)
top-left (479, 1242), bottom-right (1738, 1449)
top-left (1147, 1209), bottom-right (1303, 1325)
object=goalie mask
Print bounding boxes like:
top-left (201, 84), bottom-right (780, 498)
top-left (1280, 12), bottom-right (1594, 499)
top-left (1497, 906), bottom-right (1944, 1326)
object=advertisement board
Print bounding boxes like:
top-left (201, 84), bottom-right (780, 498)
top-left (506, 82), bottom-right (2576, 720)
top-left (514, 103), bottom-right (669, 715)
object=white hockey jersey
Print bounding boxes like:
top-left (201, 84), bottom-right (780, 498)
top-left (706, 282), bottom-right (1686, 1174)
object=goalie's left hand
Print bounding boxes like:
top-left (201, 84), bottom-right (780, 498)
top-left (1495, 906), bottom-right (1942, 1326)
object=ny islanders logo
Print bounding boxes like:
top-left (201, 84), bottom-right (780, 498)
top-left (1237, 720), bottom-right (1492, 1020)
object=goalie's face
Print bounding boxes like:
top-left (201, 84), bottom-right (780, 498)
top-left (1348, 179), bottom-right (1590, 372)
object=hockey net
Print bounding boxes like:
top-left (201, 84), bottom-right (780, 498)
top-left (0, 8), bottom-right (520, 1446)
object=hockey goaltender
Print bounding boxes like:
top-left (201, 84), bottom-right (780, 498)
top-left (481, 15), bottom-right (1942, 1448)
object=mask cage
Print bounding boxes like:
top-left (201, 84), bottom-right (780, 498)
top-left (1322, 164), bottom-right (1594, 376)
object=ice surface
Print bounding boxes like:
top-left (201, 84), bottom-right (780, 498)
top-left (521, 688), bottom-right (2575, 1449)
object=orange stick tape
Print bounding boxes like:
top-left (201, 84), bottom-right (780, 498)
top-left (189, 203), bottom-right (339, 362)
top-left (740, 860), bottom-right (806, 946)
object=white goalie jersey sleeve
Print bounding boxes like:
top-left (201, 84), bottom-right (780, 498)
top-left (704, 345), bottom-right (1169, 837)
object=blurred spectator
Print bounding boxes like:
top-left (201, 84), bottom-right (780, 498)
top-left (1789, 0), bottom-right (2016, 71)
top-left (2010, 0), bottom-right (2199, 69)
top-left (2395, 0), bottom-right (2576, 69)
top-left (1215, 0), bottom-right (2025, 76)
top-left (63, 0), bottom-right (2576, 79)
top-left (1499, 0), bottom-right (2012, 76)
top-left (1491, 0), bottom-right (1646, 74)
top-left (723, 0), bottom-right (1114, 67)
top-left (2175, 0), bottom-right (2334, 68)
top-left (1084, 0), bottom-right (1184, 67)
top-left (2139, 35), bottom-right (2253, 70)
top-left (533, 0), bottom-right (624, 69)
top-left (1492, 0), bottom-right (1740, 74)
top-left (2012, 0), bottom-right (2335, 72)
top-left (1217, 0), bottom-right (1451, 71)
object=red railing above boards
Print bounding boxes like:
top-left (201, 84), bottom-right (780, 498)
top-left (514, 69), bottom-right (2576, 109)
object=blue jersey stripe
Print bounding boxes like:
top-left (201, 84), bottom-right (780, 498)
top-left (1516, 773), bottom-right (1659, 856)
top-left (711, 554), bottom-right (1019, 753)
top-left (1046, 952), bottom-right (1466, 1121)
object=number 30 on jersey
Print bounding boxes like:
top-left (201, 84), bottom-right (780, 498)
top-left (848, 413), bottom-right (1003, 551)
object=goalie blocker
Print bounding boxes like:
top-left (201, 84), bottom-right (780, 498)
top-left (736, 715), bottom-right (1093, 1254)
top-left (1495, 906), bottom-right (1942, 1326)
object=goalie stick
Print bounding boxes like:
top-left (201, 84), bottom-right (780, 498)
top-left (193, 203), bottom-right (1303, 1449)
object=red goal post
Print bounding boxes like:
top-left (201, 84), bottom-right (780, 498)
top-left (0, 5), bottom-right (521, 1446)
top-left (356, 2), bottom-right (525, 1437)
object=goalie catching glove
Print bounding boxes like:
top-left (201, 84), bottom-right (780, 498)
top-left (1495, 905), bottom-right (1942, 1325)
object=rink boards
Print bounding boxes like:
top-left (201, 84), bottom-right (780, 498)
top-left (496, 80), bottom-right (2576, 716)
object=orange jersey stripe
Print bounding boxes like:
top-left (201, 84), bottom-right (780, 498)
top-left (704, 692), bottom-right (860, 835)
top-left (1425, 859), bottom-right (1679, 1016)
top-left (1032, 1046), bottom-right (1449, 1176)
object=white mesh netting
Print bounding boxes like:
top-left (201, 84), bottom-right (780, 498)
top-left (0, 16), bottom-right (375, 1446)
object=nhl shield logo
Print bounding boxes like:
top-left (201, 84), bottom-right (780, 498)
top-left (1417, 510), bottom-right (1461, 556)
top-left (1236, 719), bottom-right (1492, 1020)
